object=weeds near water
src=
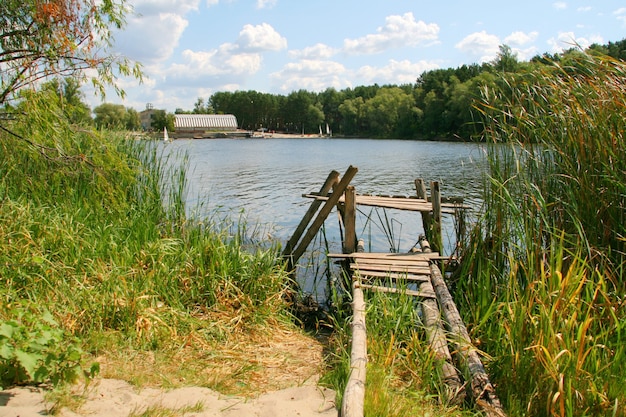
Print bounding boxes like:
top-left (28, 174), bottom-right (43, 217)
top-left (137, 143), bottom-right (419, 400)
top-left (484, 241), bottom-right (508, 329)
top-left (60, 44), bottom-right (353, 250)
top-left (0, 88), bottom-right (300, 392)
top-left (458, 51), bottom-right (626, 416)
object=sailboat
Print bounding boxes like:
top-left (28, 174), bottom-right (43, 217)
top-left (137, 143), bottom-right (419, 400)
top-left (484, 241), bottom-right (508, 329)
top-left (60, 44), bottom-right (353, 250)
top-left (163, 126), bottom-right (170, 143)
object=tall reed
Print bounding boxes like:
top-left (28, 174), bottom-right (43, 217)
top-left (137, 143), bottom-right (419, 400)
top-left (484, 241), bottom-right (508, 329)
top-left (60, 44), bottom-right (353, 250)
top-left (0, 88), bottom-right (293, 387)
top-left (458, 52), bottom-right (626, 416)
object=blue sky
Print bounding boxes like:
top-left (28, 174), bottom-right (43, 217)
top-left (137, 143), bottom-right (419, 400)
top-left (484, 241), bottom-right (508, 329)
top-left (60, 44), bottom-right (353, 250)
top-left (92, 0), bottom-right (626, 112)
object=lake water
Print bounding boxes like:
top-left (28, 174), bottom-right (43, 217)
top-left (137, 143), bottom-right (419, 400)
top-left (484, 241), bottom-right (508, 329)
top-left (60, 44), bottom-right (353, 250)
top-left (162, 138), bottom-right (488, 296)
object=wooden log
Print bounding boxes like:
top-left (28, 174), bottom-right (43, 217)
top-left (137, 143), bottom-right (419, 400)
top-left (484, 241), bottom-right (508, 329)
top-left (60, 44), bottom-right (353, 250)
top-left (289, 166), bottom-right (358, 269)
top-left (429, 263), bottom-right (507, 417)
top-left (282, 170), bottom-right (340, 266)
top-left (419, 280), bottom-right (466, 405)
top-left (344, 185), bottom-right (357, 253)
top-left (341, 277), bottom-right (367, 417)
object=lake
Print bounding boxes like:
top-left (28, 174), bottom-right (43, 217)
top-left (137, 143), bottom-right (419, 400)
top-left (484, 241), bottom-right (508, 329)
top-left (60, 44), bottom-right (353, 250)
top-left (162, 138), bottom-right (488, 295)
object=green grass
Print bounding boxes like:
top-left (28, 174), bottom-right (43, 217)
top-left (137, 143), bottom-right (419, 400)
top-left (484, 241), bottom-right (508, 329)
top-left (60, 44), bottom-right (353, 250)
top-left (0, 87), bottom-right (299, 392)
top-left (456, 51), bottom-right (626, 416)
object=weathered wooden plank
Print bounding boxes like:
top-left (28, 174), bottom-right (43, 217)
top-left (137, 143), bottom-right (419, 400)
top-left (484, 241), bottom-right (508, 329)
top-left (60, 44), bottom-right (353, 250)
top-left (352, 269), bottom-right (430, 282)
top-left (350, 262), bottom-right (430, 273)
top-left (356, 283), bottom-right (436, 299)
top-left (350, 262), bottom-right (430, 272)
top-left (304, 194), bottom-right (466, 214)
top-left (328, 251), bottom-right (441, 260)
top-left (341, 278), bottom-right (367, 417)
top-left (350, 258), bottom-right (431, 267)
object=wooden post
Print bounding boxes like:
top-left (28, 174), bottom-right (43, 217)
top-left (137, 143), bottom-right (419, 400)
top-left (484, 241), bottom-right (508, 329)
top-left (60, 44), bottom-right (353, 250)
top-left (289, 166), bottom-right (358, 270)
top-left (343, 185), bottom-right (357, 254)
top-left (282, 170), bottom-right (340, 266)
top-left (341, 275), bottom-right (367, 417)
top-left (429, 263), bottom-right (507, 417)
top-left (430, 181), bottom-right (442, 253)
top-left (414, 179), bottom-right (432, 242)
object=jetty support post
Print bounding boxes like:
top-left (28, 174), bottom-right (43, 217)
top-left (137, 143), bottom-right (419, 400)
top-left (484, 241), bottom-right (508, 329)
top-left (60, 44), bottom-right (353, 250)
top-left (430, 181), bottom-right (443, 254)
top-left (343, 185), bottom-right (357, 254)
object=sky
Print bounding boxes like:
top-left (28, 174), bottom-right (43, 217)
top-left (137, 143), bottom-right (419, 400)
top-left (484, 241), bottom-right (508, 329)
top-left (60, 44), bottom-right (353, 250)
top-left (88, 0), bottom-right (626, 113)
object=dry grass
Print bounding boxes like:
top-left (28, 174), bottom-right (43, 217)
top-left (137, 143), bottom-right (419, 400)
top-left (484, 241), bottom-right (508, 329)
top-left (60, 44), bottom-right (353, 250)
top-left (93, 306), bottom-right (325, 397)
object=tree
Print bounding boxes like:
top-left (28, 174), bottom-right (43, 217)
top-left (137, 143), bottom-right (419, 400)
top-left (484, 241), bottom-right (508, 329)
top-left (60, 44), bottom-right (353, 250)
top-left (493, 45), bottom-right (519, 73)
top-left (150, 110), bottom-right (174, 132)
top-left (93, 103), bottom-right (128, 130)
top-left (41, 78), bottom-right (92, 125)
top-left (0, 0), bottom-right (142, 106)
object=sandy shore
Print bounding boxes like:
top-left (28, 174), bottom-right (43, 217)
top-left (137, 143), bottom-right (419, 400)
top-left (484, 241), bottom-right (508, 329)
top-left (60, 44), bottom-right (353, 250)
top-left (1, 378), bottom-right (336, 417)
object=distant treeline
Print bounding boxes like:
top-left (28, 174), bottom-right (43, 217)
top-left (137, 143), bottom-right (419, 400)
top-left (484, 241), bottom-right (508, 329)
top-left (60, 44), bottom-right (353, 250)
top-left (175, 39), bottom-right (626, 140)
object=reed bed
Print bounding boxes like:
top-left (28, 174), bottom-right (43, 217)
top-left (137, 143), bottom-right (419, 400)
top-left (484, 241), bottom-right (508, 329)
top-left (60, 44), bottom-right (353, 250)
top-left (458, 52), bottom-right (626, 416)
top-left (0, 88), bottom-right (304, 392)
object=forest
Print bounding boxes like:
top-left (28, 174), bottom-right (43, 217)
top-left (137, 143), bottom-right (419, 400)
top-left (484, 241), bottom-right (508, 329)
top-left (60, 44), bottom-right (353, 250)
top-left (89, 39), bottom-right (626, 140)
top-left (169, 39), bottom-right (626, 140)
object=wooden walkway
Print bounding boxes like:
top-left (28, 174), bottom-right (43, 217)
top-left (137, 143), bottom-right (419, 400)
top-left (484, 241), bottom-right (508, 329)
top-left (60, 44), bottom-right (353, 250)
top-left (282, 166), bottom-right (505, 417)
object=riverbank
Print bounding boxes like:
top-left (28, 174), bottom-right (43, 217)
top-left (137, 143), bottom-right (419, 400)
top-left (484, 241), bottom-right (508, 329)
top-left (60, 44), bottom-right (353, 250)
top-left (2, 379), bottom-right (335, 417)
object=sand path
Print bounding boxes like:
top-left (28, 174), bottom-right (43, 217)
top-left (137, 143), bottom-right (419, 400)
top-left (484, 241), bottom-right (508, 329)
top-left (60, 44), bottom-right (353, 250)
top-left (1, 378), bottom-right (336, 417)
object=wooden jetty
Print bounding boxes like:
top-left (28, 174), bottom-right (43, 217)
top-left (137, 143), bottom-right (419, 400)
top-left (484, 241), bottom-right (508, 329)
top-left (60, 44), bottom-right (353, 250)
top-left (283, 166), bottom-right (506, 417)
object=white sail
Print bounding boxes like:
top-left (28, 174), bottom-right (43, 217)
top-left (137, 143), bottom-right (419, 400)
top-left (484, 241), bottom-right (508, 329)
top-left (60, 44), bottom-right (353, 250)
top-left (163, 127), bottom-right (169, 143)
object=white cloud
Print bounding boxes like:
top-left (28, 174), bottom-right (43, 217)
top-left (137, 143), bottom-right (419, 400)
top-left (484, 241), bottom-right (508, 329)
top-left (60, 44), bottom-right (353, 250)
top-left (547, 31), bottom-right (603, 53)
top-left (114, 13), bottom-right (189, 64)
top-left (289, 43), bottom-right (337, 60)
top-left (503, 31), bottom-right (539, 60)
top-left (270, 60), bottom-right (350, 92)
top-left (343, 12), bottom-right (439, 55)
top-left (357, 59), bottom-right (440, 85)
top-left (504, 31), bottom-right (538, 46)
top-left (553, 2), bottom-right (567, 10)
top-left (577, 6), bottom-right (592, 12)
top-left (171, 47), bottom-right (262, 78)
top-left (236, 23), bottom-right (288, 52)
top-left (256, 0), bottom-right (277, 9)
top-left (614, 8), bottom-right (626, 25)
top-left (130, 0), bottom-right (201, 16)
top-left (455, 30), bottom-right (501, 62)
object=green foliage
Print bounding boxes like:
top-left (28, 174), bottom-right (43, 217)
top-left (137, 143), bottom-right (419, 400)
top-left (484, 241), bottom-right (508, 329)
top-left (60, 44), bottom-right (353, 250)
top-left (0, 303), bottom-right (99, 389)
top-left (458, 51), bottom-right (626, 416)
top-left (199, 39), bottom-right (626, 140)
top-left (0, 0), bottom-right (142, 106)
top-left (0, 82), bottom-right (293, 390)
top-left (94, 102), bottom-right (142, 130)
